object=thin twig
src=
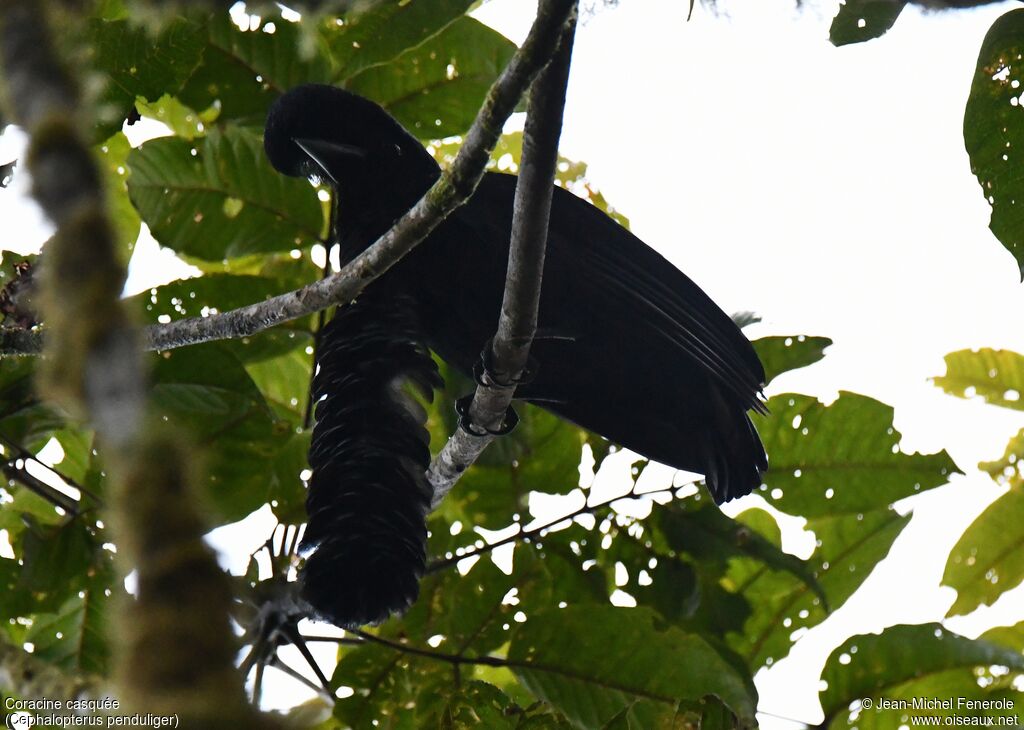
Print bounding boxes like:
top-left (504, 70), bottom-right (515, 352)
top-left (427, 483), bottom-right (683, 574)
top-left (269, 657), bottom-right (333, 699)
top-left (428, 4), bottom-right (578, 506)
top-left (350, 628), bottom-right (511, 668)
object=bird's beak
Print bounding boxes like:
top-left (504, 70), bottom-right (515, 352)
top-left (293, 137), bottom-right (368, 186)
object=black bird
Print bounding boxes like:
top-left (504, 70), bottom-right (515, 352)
top-left (264, 84), bottom-right (768, 627)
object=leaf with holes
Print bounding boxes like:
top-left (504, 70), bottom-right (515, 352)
top-left (347, 17), bottom-right (517, 139)
top-left (934, 348), bottom-right (1024, 411)
top-left (829, 1), bottom-right (907, 47)
top-left (965, 9), bottom-right (1024, 278)
top-left (655, 501), bottom-right (825, 608)
top-left (507, 605), bottom-right (757, 729)
top-left (88, 16), bottom-right (205, 135)
top-left (943, 483), bottom-right (1024, 617)
top-left (127, 126), bottom-right (324, 260)
top-left (753, 335), bottom-right (831, 387)
top-left (327, 0), bottom-right (475, 82)
top-left (178, 12), bottom-right (333, 125)
top-left (756, 392), bottom-right (960, 517)
top-left (728, 507), bottom-right (909, 668)
top-left (820, 624), bottom-right (1024, 729)
top-left (23, 567), bottom-right (115, 675)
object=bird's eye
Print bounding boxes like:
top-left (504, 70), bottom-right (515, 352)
top-left (392, 144), bottom-right (402, 157)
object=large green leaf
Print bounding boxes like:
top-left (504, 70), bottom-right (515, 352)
top-left (178, 12), bottom-right (333, 126)
top-left (507, 605), bottom-right (757, 729)
top-left (757, 392), bottom-right (960, 517)
top-left (752, 335), bottom-right (831, 387)
top-left (728, 508), bottom-right (910, 668)
top-left (22, 569), bottom-right (114, 676)
top-left (964, 9), bottom-right (1024, 278)
top-left (245, 346), bottom-right (313, 422)
top-left (150, 344), bottom-right (290, 523)
top-left (829, 1), bottom-right (907, 47)
top-left (127, 126), bottom-right (324, 260)
top-left (7, 519), bottom-right (101, 620)
top-left (656, 501), bottom-right (825, 607)
top-left (328, 0), bottom-right (475, 82)
top-left (820, 624), bottom-right (1024, 729)
top-left (347, 17), bottom-right (517, 139)
top-left (88, 16), bottom-right (205, 134)
top-left (934, 348), bottom-right (1024, 411)
top-left (943, 482), bottom-right (1024, 616)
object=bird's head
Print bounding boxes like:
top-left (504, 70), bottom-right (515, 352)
top-left (264, 85), bottom-right (439, 199)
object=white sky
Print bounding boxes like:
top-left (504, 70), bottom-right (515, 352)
top-left (4, 0), bottom-right (1024, 725)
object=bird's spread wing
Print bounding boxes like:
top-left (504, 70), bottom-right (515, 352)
top-left (469, 173), bottom-right (765, 409)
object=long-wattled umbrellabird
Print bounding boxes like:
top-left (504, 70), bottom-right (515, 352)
top-left (263, 84), bottom-right (768, 628)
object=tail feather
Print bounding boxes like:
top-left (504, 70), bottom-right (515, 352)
top-left (301, 294), bottom-right (442, 628)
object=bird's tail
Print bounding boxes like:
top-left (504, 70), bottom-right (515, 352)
top-left (301, 293), bottom-right (442, 628)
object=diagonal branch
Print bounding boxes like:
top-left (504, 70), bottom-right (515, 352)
top-left (428, 3), bottom-right (578, 506)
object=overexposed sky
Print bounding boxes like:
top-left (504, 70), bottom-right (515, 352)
top-left (4, 0), bottom-right (1024, 724)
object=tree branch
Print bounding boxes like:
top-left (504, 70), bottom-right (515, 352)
top-left (426, 483), bottom-right (683, 574)
top-left (428, 3), bottom-right (578, 506)
top-left (349, 628), bottom-right (511, 668)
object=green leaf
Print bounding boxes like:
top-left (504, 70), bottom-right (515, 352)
top-left (829, 1), bottom-right (907, 47)
top-left (135, 94), bottom-right (206, 140)
top-left (507, 606), bottom-right (757, 729)
top-left (15, 519), bottom-right (99, 617)
top-left (752, 335), bottom-right (831, 386)
top-left (332, 639), bottom-right (453, 728)
top-left (347, 17), bottom-right (517, 139)
top-left (400, 559), bottom-right (519, 656)
top-left (729, 508), bottom-right (910, 668)
top-left (934, 348), bottom-right (1024, 411)
top-left (433, 680), bottom-right (518, 729)
top-left (964, 9), bottom-right (1024, 278)
top-left (127, 126), bottom-right (324, 260)
top-left (178, 13), bottom-right (333, 125)
top-left (23, 569), bottom-right (114, 675)
top-left (943, 483), bottom-right (1024, 616)
top-left (656, 501), bottom-right (825, 607)
top-left (150, 344), bottom-right (290, 523)
top-left (328, 0), bottom-right (475, 82)
top-left (820, 624), bottom-right (1024, 728)
top-left (88, 16), bottom-right (206, 134)
top-left (757, 392), bottom-right (960, 517)
top-left (245, 346), bottom-right (313, 421)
